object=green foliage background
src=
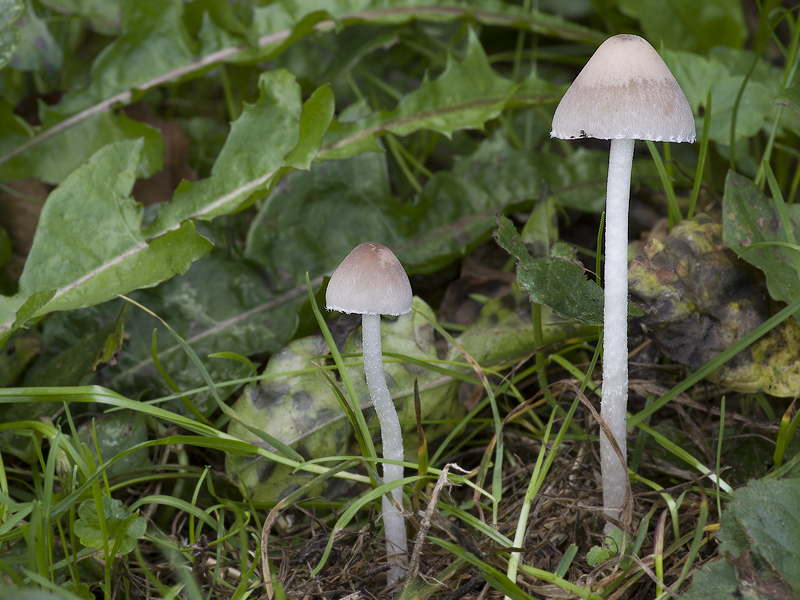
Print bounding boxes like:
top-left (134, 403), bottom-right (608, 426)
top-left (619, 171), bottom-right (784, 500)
top-left (0, 0), bottom-right (799, 598)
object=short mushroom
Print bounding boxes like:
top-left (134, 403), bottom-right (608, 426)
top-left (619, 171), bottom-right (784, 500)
top-left (550, 34), bottom-right (695, 528)
top-left (326, 241), bottom-right (412, 585)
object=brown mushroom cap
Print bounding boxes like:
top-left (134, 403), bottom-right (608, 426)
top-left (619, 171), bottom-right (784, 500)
top-left (551, 34), bottom-right (695, 143)
top-left (326, 242), bottom-right (413, 316)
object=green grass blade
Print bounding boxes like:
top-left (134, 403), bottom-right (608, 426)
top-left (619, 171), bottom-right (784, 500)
top-left (312, 474), bottom-right (422, 575)
top-left (630, 295), bottom-right (800, 427)
top-left (306, 272), bottom-right (377, 461)
top-left (117, 294), bottom-right (305, 463)
top-left (688, 91), bottom-right (712, 219)
top-left (646, 140), bottom-right (682, 226)
top-left (763, 159), bottom-right (800, 279)
top-left (130, 495), bottom-right (219, 529)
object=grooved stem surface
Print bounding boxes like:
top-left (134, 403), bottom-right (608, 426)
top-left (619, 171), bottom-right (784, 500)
top-left (601, 138), bottom-right (633, 527)
top-left (362, 314), bottom-right (407, 584)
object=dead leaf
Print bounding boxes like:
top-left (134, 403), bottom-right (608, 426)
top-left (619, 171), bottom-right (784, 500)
top-left (629, 215), bottom-right (800, 396)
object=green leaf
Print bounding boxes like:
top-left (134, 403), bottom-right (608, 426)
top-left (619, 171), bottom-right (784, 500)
top-left (226, 335), bottom-right (354, 504)
top-left (25, 313), bottom-right (124, 388)
top-left (244, 151), bottom-right (397, 288)
top-left (720, 479), bottom-right (800, 590)
top-left (39, 0), bottom-right (122, 35)
top-left (0, 0), bottom-right (23, 71)
top-left (0, 106), bottom-right (164, 184)
top-left (618, 0), bottom-right (746, 53)
top-left (184, 0), bottom-right (253, 49)
top-left (0, 139), bottom-right (213, 343)
top-left (78, 411), bottom-right (150, 479)
top-left (586, 529), bottom-right (625, 566)
top-left (228, 296), bottom-right (463, 503)
top-left (62, 581), bottom-right (94, 600)
top-left (663, 48), bottom-right (786, 146)
top-left (73, 495), bottom-right (146, 555)
top-left (147, 70), bottom-right (312, 230)
top-left (722, 171), bottom-right (800, 310)
top-left (0, 0), bottom-right (603, 176)
top-left (709, 76), bottom-right (775, 144)
top-left (318, 28), bottom-right (518, 161)
top-left (454, 287), bottom-right (595, 368)
top-left (284, 84), bottom-right (335, 170)
top-left (495, 214), bottom-right (607, 327)
top-left (248, 0), bottom-right (605, 50)
top-left (662, 49), bottom-right (722, 117)
top-left (521, 190), bottom-right (558, 258)
top-left (247, 131), bottom-right (620, 298)
top-left (682, 478), bottom-right (800, 599)
top-left (679, 559), bottom-right (741, 600)
top-left (52, 0), bottom-right (193, 116)
top-left (8, 0), bottom-right (62, 74)
top-left (108, 247), bottom-right (298, 416)
top-left (776, 83), bottom-right (800, 120)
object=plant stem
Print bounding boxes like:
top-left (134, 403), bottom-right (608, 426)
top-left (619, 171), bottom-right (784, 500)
top-left (601, 137), bottom-right (633, 528)
top-left (361, 313), bottom-right (408, 585)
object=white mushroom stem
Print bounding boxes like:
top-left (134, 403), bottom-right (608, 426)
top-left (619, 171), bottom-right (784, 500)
top-left (601, 138), bottom-right (634, 528)
top-left (361, 313), bottom-right (408, 585)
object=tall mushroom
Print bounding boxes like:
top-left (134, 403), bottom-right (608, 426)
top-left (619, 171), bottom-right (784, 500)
top-left (550, 34), bottom-right (695, 528)
top-left (326, 241), bottom-right (412, 585)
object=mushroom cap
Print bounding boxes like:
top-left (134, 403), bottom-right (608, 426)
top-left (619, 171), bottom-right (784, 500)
top-left (326, 242), bottom-right (413, 316)
top-left (551, 34), bottom-right (695, 143)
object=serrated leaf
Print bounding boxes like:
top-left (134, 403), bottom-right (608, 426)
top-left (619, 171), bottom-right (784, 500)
top-left (318, 28), bottom-right (518, 161)
top-left (147, 70), bottom-right (312, 231)
top-left (0, 139), bottom-right (213, 342)
top-left (722, 171), bottom-right (800, 310)
top-left (495, 214), bottom-right (605, 326)
top-left (247, 132), bottom-right (624, 298)
top-left (74, 495), bottom-right (146, 555)
top-left (0, 0), bottom-right (604, 177)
